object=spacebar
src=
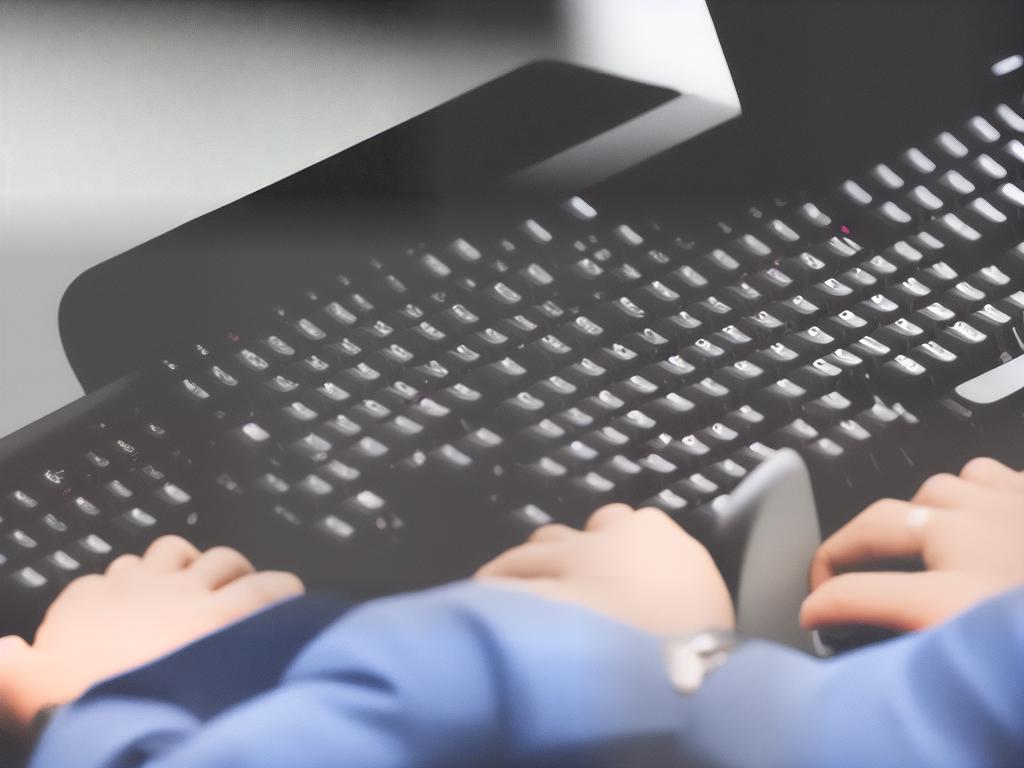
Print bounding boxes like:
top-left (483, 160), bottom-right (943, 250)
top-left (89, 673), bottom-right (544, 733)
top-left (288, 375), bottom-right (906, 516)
top-left (954, 354), bottom-right (1024, 407)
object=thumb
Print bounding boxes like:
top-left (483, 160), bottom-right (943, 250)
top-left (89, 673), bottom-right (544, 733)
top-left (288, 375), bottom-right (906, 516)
top-left (799, 571), bottom-right (993, 632)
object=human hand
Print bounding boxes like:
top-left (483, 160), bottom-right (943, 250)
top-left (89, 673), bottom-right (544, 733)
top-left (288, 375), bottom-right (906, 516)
top-left (801, 457), bottom-right (1024, 632)
top-left (476, 504), bottom-right (734, 636)
top-left (0, 536), bottom-right (303, 733)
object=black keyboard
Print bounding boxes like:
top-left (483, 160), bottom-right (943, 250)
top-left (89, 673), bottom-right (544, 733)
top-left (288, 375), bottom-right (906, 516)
top-left (1, 95), bottom-right (1023, 639)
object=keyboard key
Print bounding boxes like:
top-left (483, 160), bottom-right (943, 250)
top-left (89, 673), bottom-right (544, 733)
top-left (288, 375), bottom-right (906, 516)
top-left (556, 406), bottom-right (596, 433)
top-left (877, 318), bottom-right (927, 352)
top-left (871, 163), bottom-right (904, 190)
top-left (644, 394), bottom-right (700, 429)
top-left (562, 473), bottom-right (620, 517)
top-left (517, 457), bottom-right (568, 487)
top-left (722, 405), bottom-right (767, 438)
top-left (612, 409), bottom-right (658, 440)
top-left (493, 392), bottom-right (549, 430)
top-left (876, 354), bottom-right (930, 399)
top-left (791, 358), bottom-right (846, 395)
top-left (751, 342), bottom-right (800, 376)
top-left (903, 147), bottom-right (936, 175)
top-left (968, 116), bottom-right (1001, 143)
top-left (513, 419), bottom-right (567, 459)
top-left (705, 458), bottom-right (748, 489)
top-left (318, 515), bottom-right (356, 541)
top-left (157, 483), bottom-right (192, 507)
top-left (586, 425), bottom-right (631, 453)
top-left (771, 418), bottom-right (821, 450)
top-left (936, 131), bottom-right (969, 158)
top-left (803, 391), bottom-right (858, 426)
top-left (698, 422), bottom-right (742, 454)
top-left (673, 473), bottom-right (721, 504)
top-left (70, 496), bottom-right (102, 518)
top-left (343, 437), bottom-right (390, 469)
top-left (466, 357), bottom-right (529, 397)
top-left (79, 534), bottom-right (113, 557)
top-left (560, 316), bottom-right (607, 350)
top-left (702, 248), bottom-right (742, 278)
top-left (565, 196), bottom-right (598, 220)
top-left (508, 504), bottom-right (555, 535)
top-left (751, 378), bottom-right (809, 415)
top-left (122, 507), bottom-right (157, 530)
top-left (652, 433), bottom-right (711, 471)
top-left (644, 488), bottom-right (690, 515)
top-left (13, 567), bottom-right (48, 590)
top-left (841, 179), bottom-right (873, 206)
top-left (774, 294), bottom-right (823, 325)
top-left (718, 360), bottom-right (770, 393)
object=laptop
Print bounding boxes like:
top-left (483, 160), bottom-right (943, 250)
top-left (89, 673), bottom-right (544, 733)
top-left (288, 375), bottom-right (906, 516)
top-left (1, 0), bottom-right (1022, 650)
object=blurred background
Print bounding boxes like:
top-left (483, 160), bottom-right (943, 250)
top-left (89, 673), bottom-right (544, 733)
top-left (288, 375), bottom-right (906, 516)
top-left (0, 0), bottom-right (736, 437)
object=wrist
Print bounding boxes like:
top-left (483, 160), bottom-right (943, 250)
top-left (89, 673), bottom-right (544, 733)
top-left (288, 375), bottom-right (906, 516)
top-left (0, 652), bottom-right (60, 735)
top-left (0, 678), bottom-right (35, 736)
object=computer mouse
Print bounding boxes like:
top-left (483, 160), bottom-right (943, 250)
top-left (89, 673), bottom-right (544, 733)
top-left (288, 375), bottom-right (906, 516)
top-left (710, 448), bottom-right (822, 655)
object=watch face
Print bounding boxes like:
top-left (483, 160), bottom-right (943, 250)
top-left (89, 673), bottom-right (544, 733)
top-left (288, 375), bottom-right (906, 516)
top-left (664, 631), bottom-right (739, 695)
top-left (665, 642), bottom-right (707, 695)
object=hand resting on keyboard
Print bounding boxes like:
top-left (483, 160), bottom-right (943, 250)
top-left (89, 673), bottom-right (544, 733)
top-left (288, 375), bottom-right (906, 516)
top-left (3, 458), bottom-right (1021, 743)
top-left (477, 503), bottom-right (735, 636)
top-left (0, 536), bottom-right (303, 734)
top-left (477, 458), bottom-right (1024, 646)
top-left (801, 457), bottom-right (1024, 633)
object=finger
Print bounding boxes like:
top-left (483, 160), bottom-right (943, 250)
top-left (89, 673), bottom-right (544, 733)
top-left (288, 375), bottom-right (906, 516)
top-left (809, 499), bottom-right (941, 589)
top-left (475, 542), bottom-right (568, 580)
top-left (216, 571), bottom-right (305, 617)
top-left (142, 536), bottom-right (201, 572)
top-left (0, 635), bottom-right (30, 662)
top-left (528, 524), bottom-right (578, 543)
top-left (912, 472), bottom-right (990, 509)
top-left (105, 554), bottom-right (142, 577)
top-left (959, 457), bottom-right (1024, 493)
top-left (584, 503), bottom-right (634, 531)
top-left (187, 547), bottom-right (255, 589)
top-left (800, 571), bottom-right (994, 631)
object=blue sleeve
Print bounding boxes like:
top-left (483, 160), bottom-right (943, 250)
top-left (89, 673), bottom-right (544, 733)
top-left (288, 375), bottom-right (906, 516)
top-left (681, 586), bottom-right (1024, 768)
top-left (29, 582), bottom-right (690, 768)
top-left (29, 584), bottom-right (1024, 768)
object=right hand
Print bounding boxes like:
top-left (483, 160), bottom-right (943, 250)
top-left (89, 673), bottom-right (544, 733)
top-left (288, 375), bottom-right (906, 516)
top-left (0, 536), bottom-right (304, 733)
top-left (801, 457), bottom-right (1024, 632)
top-left (476, 504), bottom-right (735, 636)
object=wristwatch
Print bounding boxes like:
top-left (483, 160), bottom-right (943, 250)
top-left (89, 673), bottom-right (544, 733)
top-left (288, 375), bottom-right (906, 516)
top-left (663, 630), bottom-right (741, 695)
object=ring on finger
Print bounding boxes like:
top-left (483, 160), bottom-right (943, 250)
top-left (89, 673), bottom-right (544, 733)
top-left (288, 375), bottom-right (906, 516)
top-left (906, 505), bottom-right (934, 531)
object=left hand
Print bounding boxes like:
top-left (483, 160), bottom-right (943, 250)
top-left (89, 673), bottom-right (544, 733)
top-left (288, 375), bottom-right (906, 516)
top-left (476, 504), bottom-right (734, 636)
top-left (0, 536), bottom-right (303, 733)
